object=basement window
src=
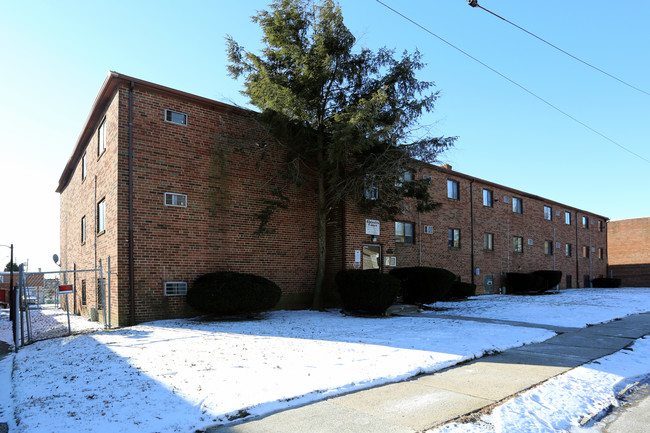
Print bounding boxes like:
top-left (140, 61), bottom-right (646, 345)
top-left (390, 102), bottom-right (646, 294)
top-left (165, 109), bottom-right (188, 126)
top-left (165, 282), bottom-right (187, 296)
top-left (165, 192), bottom-right (187, 208)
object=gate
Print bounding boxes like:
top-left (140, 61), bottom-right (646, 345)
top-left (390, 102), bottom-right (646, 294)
top-left (12, 258), bottom-right (113, 349)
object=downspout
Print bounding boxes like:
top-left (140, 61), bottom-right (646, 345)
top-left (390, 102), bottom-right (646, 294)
top-left (128, 81), bottom-right (136, 325)
top-left (575, 211), bottom-right (579, 287)
top-left (469, 180), bottom-right (475, 285)
top-left (418, 210), bottom-right (422, 266)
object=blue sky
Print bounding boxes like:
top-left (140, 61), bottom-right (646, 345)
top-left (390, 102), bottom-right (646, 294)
top-left (0, 0), bottom-right (648, 271)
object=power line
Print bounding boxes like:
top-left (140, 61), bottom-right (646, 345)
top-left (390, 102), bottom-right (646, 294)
top-left (468, 0), bottom-right (650, 97)
top-left (374, 0), bottom-right (650, 165)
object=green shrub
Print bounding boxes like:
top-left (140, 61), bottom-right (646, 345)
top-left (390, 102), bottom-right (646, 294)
top-left (389, 267), bottom-right (456, 304)
top-left (335, 270), bottom-right (400, 315)
top-left (592, 277), bottom-right (622, 288)
top-left (447, 281), bottom-right (476, 299)
top-left (532, 270), bottom-right (563, 292)
top-left (506, 272), bottom-right (544, 294)
top-left (187, 272), bottom-right (281, 316)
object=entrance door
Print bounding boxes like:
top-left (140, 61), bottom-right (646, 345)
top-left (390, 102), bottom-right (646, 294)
top-left (362, 245), bottom-right (381, 271)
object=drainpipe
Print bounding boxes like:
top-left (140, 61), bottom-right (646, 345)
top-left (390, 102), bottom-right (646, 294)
top-left (575, 211), bottom-right (579, 287)
top-left (128, 81), bottom-right (136, 325)
top-left (418, 210), bottom-right (422, 266)
top-left (469, 180), bottom-right (475, 285)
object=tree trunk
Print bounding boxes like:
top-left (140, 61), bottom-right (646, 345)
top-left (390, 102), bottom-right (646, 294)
top-left (312, 132), bottom-right (328, 310)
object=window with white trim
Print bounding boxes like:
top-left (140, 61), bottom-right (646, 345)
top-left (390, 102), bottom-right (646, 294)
top-left (165, 109), bottom-right (188, 126)
top-left (483, 233), bottom-right (494, 251)
top-left (97, 199), bottom-right (106, 233)
top-left (544, 206), bottom-right (552, 221)
top-left (512, 197), bottom-right (523, 214)
top-left (81, 153), bottom-right (87, 180)
top-left (395, 222), bottom-right (414, 244)
top-left (448, 228), bottom-right (461, 248)
top-left (423, 225), bottom-right (434, 234)
top-left (165, 192), bottom-right (187, 207)
top-left (447, 179), bottom-right (459, 200)
top-left (97, 119), bottom-right (106, 156)
top-left (513, 236), bottom-right (523, 253)
top-left (565, 211), bottom-right (571, 225)
top-left (165, 282), bottom-right (188, 296)
top-left (81, 216), bottom-right (86, 244)
top-left (483, 189), bottom-right (493, 207)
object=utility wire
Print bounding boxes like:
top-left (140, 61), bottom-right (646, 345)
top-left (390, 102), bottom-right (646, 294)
top-left (374, 0), bottom-right (650, 164)
top-left (468, 0), bottom-right (650, 97)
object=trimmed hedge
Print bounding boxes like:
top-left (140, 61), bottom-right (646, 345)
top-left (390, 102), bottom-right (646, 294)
top-left (389, 267), bottom-right (457, 304)
top-left (506, 272), bottom-right (544, 294)
top-left (447, 281), bottom-right (476, 299)
top-left (187, 271), bottom-right (281, 316)
top-left (336, 270), bottom-right (400, 315)
top-left (592, 277), bottom-right (622, 288)
top-left (532, 270), bottom-right (563, 293)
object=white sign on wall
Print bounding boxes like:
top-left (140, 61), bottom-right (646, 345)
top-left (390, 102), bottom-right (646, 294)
top-left (355, 250), bottom-right (361, 262)
top-left (365, 219), bottom-right (380, 236)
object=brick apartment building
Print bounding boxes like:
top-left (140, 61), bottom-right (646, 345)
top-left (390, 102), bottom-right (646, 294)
top-left (57, 72), bottom-right (608, 326)
top-left (608, 217), bottom-right (650, 286)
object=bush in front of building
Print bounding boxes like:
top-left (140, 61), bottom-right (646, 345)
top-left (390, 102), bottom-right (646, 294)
top-left (446, 281), bottom-right (476, 299)
top-left (389, 267), bottom-right (457, 304)
top-left (591, 277), bottom-right (622, 288)
top-left (335, 270), bottom-right (400, 315)
top-left (187, 271), bottom-right (281, 316)
top-left (531, 270), bottom-right (563, 293)
top-left (505, 272), bottom-right (544, 294)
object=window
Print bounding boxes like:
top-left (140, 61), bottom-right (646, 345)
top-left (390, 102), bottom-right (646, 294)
top-left (81, 153), bottom-right (87, 180)
top-left (164, 192), bottom-right (187, 207)
top-left (582, 216), bottom-right (589, 229)
top-left (165, 109), bottom-right (188, 126)
top-left (513, 236), bottom-right (523, 253)
top-left (81, 280), bottom-right (86, 306)
top-left (565, 211), bottom-right (571, 225)
top-left (447, 180), bottom-right (459, 200)
top-left (565, 243), bottom-right (572, 257)
top-left (448, 228), bottom-right (460, 248)
top-left (544, 240), bottom-right (553, 255)
top-left (97, 119), bottom-right (106, 156)
top-left (165, 282), bottom-right (188, 296)
top-left (81, 216), bottom-right (86, 244)
top-left (395, 222), bottom-right (414, 244)
top-left (97, 278), bottom-right (106, 309)
top-left (483, 189), bottom-right (493, 207)
top-left (512, 197), bottom-right (522, 214)
top-left (364, 176), bottom-right (378, 200)
top-left (598, 248), bottom-right (605, 259)
top-left (423, 225), bottom-right (434, 234)
top-left (544, 206), bottom-right (552, 221)
top-left (97, 199), bottom-right (106, 233)
top-left (483, 233), bottom-right (494, 251)
top-left (582, 245), bottom-right (590, 258)
top-left (396, 171), bottom-right (413, 186)
top-left (598, 221), bottom-right (604, 232)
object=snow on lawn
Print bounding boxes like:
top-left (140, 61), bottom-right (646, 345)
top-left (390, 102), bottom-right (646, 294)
top-left (11, 310), bottom-right (554, 433)
top-left (429, 336), bottom-right (650, 433)
top-left (427, 288), bottom-right (650, 328)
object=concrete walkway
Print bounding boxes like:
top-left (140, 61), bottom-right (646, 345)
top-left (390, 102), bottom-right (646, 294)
top-left (206, 312), bottom-right (650, 433)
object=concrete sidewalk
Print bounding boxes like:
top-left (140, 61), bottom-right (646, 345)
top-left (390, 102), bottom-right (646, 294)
top-left (206, 312), bottom-right (650, 433)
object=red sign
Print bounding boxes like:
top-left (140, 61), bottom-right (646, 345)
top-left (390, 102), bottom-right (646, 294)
top-left (58, 285), bottom-right (74, 294)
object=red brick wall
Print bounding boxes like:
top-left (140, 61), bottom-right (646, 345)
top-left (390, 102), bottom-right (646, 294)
top-left (608, 218), bottom-right (650, 287)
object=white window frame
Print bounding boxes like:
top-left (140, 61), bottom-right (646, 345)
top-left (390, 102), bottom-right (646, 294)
top-left (448, 228), bottom-right (461, 249)
top-left (483, 232), bottom-right (494, 251)
top-left (447, 179), bottom-right (459, 200)
top-left (513, 236), bottom-right (523, 253)
top-left (81, 216), bottom-right (86, 244)
top-left (97, 199), bottom-right (106, 234)
top-left (164, 109), bottom-right (188, 126)
top-left (512, 197), bottom-right (523, 214)
top-left (81, 153), bottom-right (87, 180)
top-left (482, 189), bottom-right (493, 207)
top-left (395, 221), bottom-right (414, 244)
top-left (565, 211), bottom-right (571, 225)
top-left (164, 281), bottom-right (188, 296)
top-left (165, 192), bottom-right (187, 208)
top-left (423, 225), bottom-right (434, 234)
top-left (544, 206), bottom-right (552, 221)
top-left (97, 119), bottom-right (106, 156)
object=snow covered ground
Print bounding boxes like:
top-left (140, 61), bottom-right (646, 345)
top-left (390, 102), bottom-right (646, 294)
top-left (427, 288), bottom-right (650, 327)
top-left (1, 287), bottom-right (650, 433)
top-left (429, 336), bottom-right (650, 433)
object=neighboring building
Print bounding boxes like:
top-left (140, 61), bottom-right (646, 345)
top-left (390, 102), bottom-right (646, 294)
top-left (58, 72), bottom-right (608, 326)
top-left (608, 217), bottom-right (650, 287)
